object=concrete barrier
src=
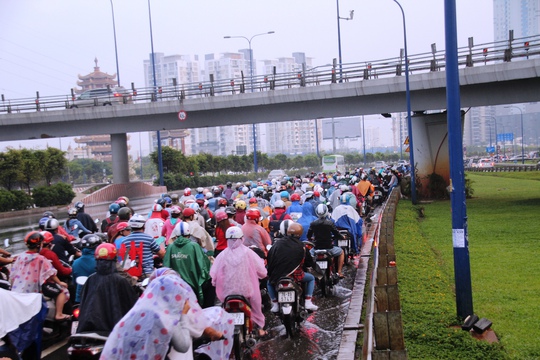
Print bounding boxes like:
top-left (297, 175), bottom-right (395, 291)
top-left (78, 182), bottom-right (167, 206)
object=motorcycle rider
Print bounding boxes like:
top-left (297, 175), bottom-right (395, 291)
top-left (214, 209), bottom-right (236, 258)
top-left (163, 222), bottom-right (213, 307)
top-left (45, 218), bottom-right (81, 264)
top-left (39, 231), bottom-right (72, 283)
top-left (65, 207), bottom-right (91, 239)
top-left (332, 194), bottom-right (364, 254)
top-left (77, 243), bottom-right (139, 334)
top-left (307, 204), bottom-right (345, 278)
top-left (10, 231), bottom-right (71, 321)
top-left (120, 214), bottom-right (166, 277)
top-left (210, 227), bottom-right (268, 337)
top-left (107, 206), bottom-right (132, 242)
top-left (182, 207), bottom-right (215, 257)
top-left (74, 201), bottom-right (98, 234)
top-left (162, 205), bottom-right (182, 244)
top-left (71, 234), bottom-right (102, 303)
top-left (266, 221), bottom-right (318, 312)
top-left (242, 208), bottom-right (272, 257)
top-left (145, 204), bottom-right (166, 247)
top-left (101, 203), bottom-right (120, 233)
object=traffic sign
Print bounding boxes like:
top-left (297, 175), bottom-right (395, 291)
top-left (405, 146), bottom-right (410, 153)
top-left (486, 146), bottom-right (495, 153)
top-left (404, 136), bottom-right (409, 145)
top-left (177, 110), bottom-right (187, 121)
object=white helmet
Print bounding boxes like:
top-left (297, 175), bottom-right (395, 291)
top-left (152, 204), bottom-right (163, 212)
top-left (196, 187), bottom-right (204, 194)
top-left (188, 202), bottom-right (200, 212)
top-left (171, 222), bottom-right (190, 238)
top-left (226, 227), bottom-right (244, 239)
top-left (339, 184), bottom-right (349, 192)
top-left (128, 214), bottom-right (146, 229)
top-left (274, 200), bottom-right (285, 209)
top-left (205, 192), bottom-right (213, 200)
top-left (315, 204), bottom-right (328, 218)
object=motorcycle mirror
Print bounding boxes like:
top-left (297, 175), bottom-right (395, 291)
top-left (76, 276), bottom-right (88, 285)
top-left (141, 278), bottom-right (150, 287)
top-left (68, 254), bottom-right (75, 263)
top-left (95, 218), bottom-right (100, 224)
top-left (4, 239), bottom-right (9, 248)
top-left (266, 244), bottom-right (272, 251)
top-left (130, 260), bottom-right (137, 267)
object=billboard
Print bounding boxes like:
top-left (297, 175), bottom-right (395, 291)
top-left (321, 118), bottom-right (362, 140)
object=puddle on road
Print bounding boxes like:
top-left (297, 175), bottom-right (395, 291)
top-left (249, 262), bottom-right (358, 360)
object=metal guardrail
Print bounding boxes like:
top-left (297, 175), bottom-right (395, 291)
top-left (466, 164), bottom-right (540, 172)
top-left (2, 34), bottom-right (540, 114)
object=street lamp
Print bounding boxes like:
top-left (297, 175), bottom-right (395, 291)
top-left (224, 31), bottom-right (275, 173)
top-left (336, 0), bottom-right (354, 82)
top-left (393, 0), bottom-right (417, 204)
top-left (505, 105), bottom-right (525, 164)
top-left (109, 0), bottom-right (120, 86)
top-left (148, 0), bottom-right (164, 185)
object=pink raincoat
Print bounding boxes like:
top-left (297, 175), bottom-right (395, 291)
top-left (241, 220), bottom-right (272, 256)
top-left (210, 237), bottom-right (267, 328)
top-left (10, 251), bottom-right (57, 294)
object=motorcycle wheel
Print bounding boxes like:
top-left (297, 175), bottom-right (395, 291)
top-left (233, 332), bottom-right (241, 359)
top-left (283, 312), bottom-right (296, 339)
top-left (320, 274), bottom-right (332, 297)
top-left (342, 247), bottom-right (350, 266)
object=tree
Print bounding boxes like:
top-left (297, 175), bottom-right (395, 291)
top-left (18, 149), bottom-right (42, 193)
top-left (0, 149), bottom-right (22, 191)
top-left (42, 147), bottom-right (67, 185)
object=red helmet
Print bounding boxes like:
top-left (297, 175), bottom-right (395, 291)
top-left (25, 231), bottom-right (43, 249)
top-left (215, 209), bottom-right (228, 222)
top-left (290, 193), bottom-right (301, 202)
top-left (313, 191), bottom-right (320, 197)
top-left (182, 208), bottom-right (195, 218)
top-left (218, 198), bottom-right (228, 207)
top-left (40, 231), bottom-right (54, 245)
top-left (184, 188), bottom-right (191, 196)
top-left (95, 243), bottom-right (117, 260)
top-left (249, 197), bottom-right (258, 204)
top-left (246, 208), bottom-right (261, 221)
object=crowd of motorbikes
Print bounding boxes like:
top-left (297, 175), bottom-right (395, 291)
top-left (0, 170), bottom-right (396, 359)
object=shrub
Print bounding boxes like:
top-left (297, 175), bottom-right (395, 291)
top-left (10, 190), bottom-right (34, 210)
top-left (0, 189), bottom-right (17, 212)
top-left (32, 182), bottom-right (75, 207)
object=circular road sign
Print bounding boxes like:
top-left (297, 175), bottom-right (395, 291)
top-left (178, 110), bottom-right (187, 121)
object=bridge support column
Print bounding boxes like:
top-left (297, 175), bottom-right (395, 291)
top-left (111, 133), bottom-right (130, 184)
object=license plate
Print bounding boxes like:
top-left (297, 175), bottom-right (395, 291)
top-left (317, 261), bottom-right (328, 270)
top-left (71, 321), bottom-right (79, 335)
top-left (230, 312), bottom-right (244, 325)
top-left (338, 240), bottom-right (349, 247)
top-left (278, 291), bottom-right (295, 303)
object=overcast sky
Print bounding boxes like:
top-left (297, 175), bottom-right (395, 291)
top-left (0, 0), bottom-right (494, 154)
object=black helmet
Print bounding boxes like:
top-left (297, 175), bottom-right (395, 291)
top-left (224, 206), bottom-right (236, 216)
top-left (118, 207), bottom-right (132, 220)
top-left (42, 211), bottom-right (55, 218)
top-left (81, 234), bottom-right (102, 249)
top-left (75, 201), bottom-right (85, 211)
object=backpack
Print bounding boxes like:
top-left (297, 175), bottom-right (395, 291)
top-left (103, 215), bottom-right (119, 233)
top-left (268, 212), bottom-right (287, 235)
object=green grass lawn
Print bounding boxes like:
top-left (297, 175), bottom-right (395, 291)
top-left (394, 171), bottom-right (540, 359)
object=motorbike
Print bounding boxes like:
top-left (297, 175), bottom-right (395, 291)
top-left (336, 229), bottom-right (352, 266)
top-left (276, 276), bottom-right (308, 339)
top-left (372, 184), bottom-right (386, 206)
top-left (314, 249), bottom-right (341, 297)
top-left (222, 294), bottom-right (257, 359)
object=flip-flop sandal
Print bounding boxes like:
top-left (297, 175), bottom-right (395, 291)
top-left (55, 315), bottom-right (72, 322)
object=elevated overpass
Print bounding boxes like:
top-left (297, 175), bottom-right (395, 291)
top-left (1, 36), bottom-right (540, 182)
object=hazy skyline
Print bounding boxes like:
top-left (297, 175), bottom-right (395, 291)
top-left (0, 0), bottom-right (494, 154)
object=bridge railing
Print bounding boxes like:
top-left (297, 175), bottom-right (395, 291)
top-left (2, 34), bottom-right (540, 114)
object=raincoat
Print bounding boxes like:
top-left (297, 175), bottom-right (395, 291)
top-left (266, 235), bottom-right (304, 287)
top-left (286, 200), bottom-right (303, 221)
top-left (210, 237), bottom-right (267, 328)
top-left (10, 251), bottom-right (57, 294)
top-left (101, 271), bottom-right (208, 360)
top-left (297, 202), bottom-right (318, 241)
top-left (163, 235), bottom-right (211, 305)
top-left (331, 204), bottom-right (363, 254)
top-left (241, 219), bottom-right (272, 256)
top-left (77, 260), bottom-right (139, 334)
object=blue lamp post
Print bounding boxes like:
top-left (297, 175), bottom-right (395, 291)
top-left (393, 0), bottom-right (417, 204)
top-left (224, 31), bottom-right (275, 173)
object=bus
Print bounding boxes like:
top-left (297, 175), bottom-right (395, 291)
top-left (322, 154), bottom-right (346, 173)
